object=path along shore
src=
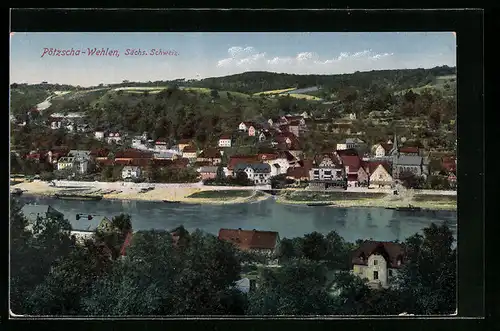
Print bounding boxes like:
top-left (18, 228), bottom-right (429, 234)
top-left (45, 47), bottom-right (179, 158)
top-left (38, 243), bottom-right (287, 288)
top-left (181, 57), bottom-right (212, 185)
top-left (12, 180), bottom-right (456, 210)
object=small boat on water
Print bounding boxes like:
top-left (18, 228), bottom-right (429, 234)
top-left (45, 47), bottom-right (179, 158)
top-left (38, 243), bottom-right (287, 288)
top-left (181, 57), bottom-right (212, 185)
top-left (307, 202), bottom-right (333, 207)
top-left (163, 200), bottom-right (181, 204)
top-left (386, 204), bottom-right (422, 212)
top-left (55, 193), bottom-right (103, 201)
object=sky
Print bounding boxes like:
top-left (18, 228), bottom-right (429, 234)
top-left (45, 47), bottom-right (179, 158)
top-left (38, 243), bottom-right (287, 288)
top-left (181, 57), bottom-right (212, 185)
top-left (10, 32), bottom-right (456, 87)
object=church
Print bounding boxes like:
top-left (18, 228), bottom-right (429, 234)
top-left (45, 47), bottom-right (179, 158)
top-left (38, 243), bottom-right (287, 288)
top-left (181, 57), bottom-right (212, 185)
top-left (388, 133), bottom-right (429, 180)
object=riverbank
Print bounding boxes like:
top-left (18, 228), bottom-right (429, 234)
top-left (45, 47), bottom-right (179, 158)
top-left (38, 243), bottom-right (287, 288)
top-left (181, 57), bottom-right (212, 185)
top-left (13, 181), bottom-right (271, 205)
top-left (275, 190), bottom-right (457, 211)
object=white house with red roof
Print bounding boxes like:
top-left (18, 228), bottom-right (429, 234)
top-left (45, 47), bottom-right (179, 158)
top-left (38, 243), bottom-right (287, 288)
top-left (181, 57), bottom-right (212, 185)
top-left (368, 161), bottom-right (393, 188)
top-left (218, 134), bottom-right (233, 148)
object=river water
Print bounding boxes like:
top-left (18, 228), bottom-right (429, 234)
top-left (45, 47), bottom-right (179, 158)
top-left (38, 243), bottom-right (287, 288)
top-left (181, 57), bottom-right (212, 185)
top-left (18, 196), bottom-right (457, 243)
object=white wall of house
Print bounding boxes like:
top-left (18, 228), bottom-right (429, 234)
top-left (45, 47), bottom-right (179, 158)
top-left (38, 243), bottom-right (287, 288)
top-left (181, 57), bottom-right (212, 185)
top-left (373, 144), bottom-right (388, 157)
top-left (182, 152), bottom-right (198, 159)
top-left (219, 139), bottom-right (232, 147)
top-left (352, 254), bottom-right (399, 288)
top-left (263, 158), bottom-right (289, 176)
top-left (238, 123), bottom-right (248, 131)
top-left (369, 165), bottom-right (393, 188)
top-left (95, 131), bottom-right (105, 140)
top-left (122, 166), bottom-right (141, 179)
top-left (309, 167), bottom-right (344, 181)
top-left (336, 143), bottom-right (348, 150)
top-left (243, 167), bottom-right (271, 184)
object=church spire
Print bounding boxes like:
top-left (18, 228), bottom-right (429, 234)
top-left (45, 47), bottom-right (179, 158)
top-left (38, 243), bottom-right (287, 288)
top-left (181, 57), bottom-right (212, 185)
top-left (393, 131), bottom-right (398, 152)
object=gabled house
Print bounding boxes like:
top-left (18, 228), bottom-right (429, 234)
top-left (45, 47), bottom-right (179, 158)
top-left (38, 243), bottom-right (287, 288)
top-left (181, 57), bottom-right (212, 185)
top-left (368, 161), bottom-right (393, 188)
top-left (286, 167), bottom-right (310, 182)
top-left (309, 153), bottom-right (346, 190)
top-left (106, 132), bottom-right (122, 144)
top-left (234, 163), bottom-right (271, 185)
top-left (351, 241), bottom-right (405, 289)
top-left (258, 131), bottom-right (273, 142)
top-left (338, 154), bottom-right (365, 187)
top-left (239, 122), bottom-right (260, 136)
top-left (196, 148), bottom-right (222, 166)
top-left (372, 143), bottom-right (394, 158)
top-left (258, 153), bottom-right (290, 177)
top-left (181, 145), bottom-right (198, 159)
top-left (218, 228), bottom-right (280, 257)
top-left (198, 166), bottom-right (218, 181)
top-left (337, 138), bottom-right (366, 152)
top-left (218, 134), bottom-right (233, 148)
top-left (121, 166), bottom-right (142, 180)
top-left (155, 139), bottom-right (168, 151)
top-left (177, 139), bottom-right (192, 152)
top-left (227, 155), bottom-right (260, 177)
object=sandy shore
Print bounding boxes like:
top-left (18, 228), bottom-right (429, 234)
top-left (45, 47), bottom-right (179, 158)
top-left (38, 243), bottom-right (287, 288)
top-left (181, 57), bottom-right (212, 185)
top-left (12, 181), bottom-right (271, 205)
top-left (275, 195), bottom-right (457, 211)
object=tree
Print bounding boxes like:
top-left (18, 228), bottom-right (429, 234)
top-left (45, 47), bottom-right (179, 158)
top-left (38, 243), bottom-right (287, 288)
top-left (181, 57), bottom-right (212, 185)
top-left (247, 259), bottom-right (334, 315)
top-left (301, 232), bottom-right (328, 261)
top-left (10, 197), bottom-right (74, 314)
top-left (395, 222), bottom-right (456, 315)
top-left (210, 89), bottom-right (220, 99)
top-left (398, 170), bottom-right (424, 189)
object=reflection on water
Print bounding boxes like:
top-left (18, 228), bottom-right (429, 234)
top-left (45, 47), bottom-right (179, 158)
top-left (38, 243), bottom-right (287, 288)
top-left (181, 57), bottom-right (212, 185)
top-left (18, 197), bottom-right (457, 243)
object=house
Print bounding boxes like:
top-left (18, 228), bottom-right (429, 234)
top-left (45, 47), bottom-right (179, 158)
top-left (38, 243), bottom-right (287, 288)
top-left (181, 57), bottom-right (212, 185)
top-left (258, 153), bottom-right (290, 177)
top-left (97, 217), bottom-right (115, 233)
top-left (337, 138), bottom-right (366, 152)
top-left (338, 154), bottom-right (367, 187)
top-left (239, 121), bottom-right (260, 136)
top-left (57, 156), bottom-right (89, 174)
top-left (351, 241), bottom-right (405, 289)
top-left (441, 156), bottom-right (457, 173)
top-left (399, 146), bottom-right (420, 156)
top-left (198, 166), bottom-right (218, 181)
top-left (121, 166), bottom-right (142, 180)
top-left (153, 151), bottom-right (177, 160)
top-left (47, 147), bottom-right (70, 164)
top-left (309, 153), bottom-right (346, 190)
top-left (106, 132), bottom-right (122, 144)
top-left (233, 163), bottom-right (271, 185)
top-left (349, 113), bottom-right (357, 120)
top-left (177, 139), bottom-right (192, 152)
top-left (368, 161), bottom-right (393, 188)
top-left (286, 167), bottom-right (310, 182)
top-left (114, 149), bottom-right (154, 162)
top-left (218, 134), bottom-right (233, 148)
top-left (258, 131), bottom-right (273, 142)
top-left (155, 139), bottom-right (168, 151)
top-left (287, 120), bottom-right (301, 137)
top-left (227, 155), bottom-right (260, 177)
top-left (273, 132), bottom-right (299, 150)
top-left (284, 116), bottom-right (306, 126)
top-left (331, 123), bottom-right (352, 134)
top-left (372, 143), bottom-right (394, 158)
top-left (182, 145), bottom-right (198, 159)
top-left (392, 155), bottom-right (425, 179)
top-left (218, 228), bottom-right (280, 257)
top-left (94, 130), bottom-right (105, 140)
top-left (196, 148), bottom-right (222, 166)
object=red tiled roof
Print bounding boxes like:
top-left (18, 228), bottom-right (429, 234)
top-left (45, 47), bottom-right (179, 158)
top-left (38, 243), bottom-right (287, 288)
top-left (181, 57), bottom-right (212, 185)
top-left (340, 155), bottom-right (362, 172)
top-left (298, 159), bottom-right (314, 171)
top-left (219, 134), bottom-right (232, 140)
top-left (257, 153), bottom-right (278, 161)
top-left (153, 158), bottom-right (189, 168)
top-left (380, 143), bottom-right (394, 152)
top-left (114, 149), bottom-right (154, 159)
top-left (351, 241), bottom-right (405, 269)
top-left (347, 173), bottom-right (358, 181)
top-left (182, 145), bottom-right (198, 153)
top-left (198, 148), bottom-right (221, 159)
top-left (286, 167), bottom-right (309, 179)
top-left (218, 228), bottom-right (279, 251)
top-left (399, 147), bottom-right (419, 154)
top-left (336, 148), bottom-right (359, 156)
top-left (227, 155), bottom-right (260, 170)
top-left (368, 161), bottom-right (392, 175)
top-left (90, 148), bottom-right (110, 157)
top-left (288, 120), bottom-right (301, 126)
top-left (193, 161), bottom-right (211, 167)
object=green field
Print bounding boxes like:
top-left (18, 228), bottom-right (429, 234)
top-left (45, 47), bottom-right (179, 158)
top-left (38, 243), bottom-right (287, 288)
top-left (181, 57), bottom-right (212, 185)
top-left (187, 190), bottom-right (253, 199)
top-left (284, 93), bottom-right (323, 101)
top-left (284, 191), bottom-right (386, 201)
top-left (413, 194), bottom-right (456, 202)
top-left (253, 87), bottom-right (297, 96)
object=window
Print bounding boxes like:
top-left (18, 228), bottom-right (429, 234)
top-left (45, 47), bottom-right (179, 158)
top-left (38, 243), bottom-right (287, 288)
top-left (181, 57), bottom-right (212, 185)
top-left (373, 260), bottom-right (378, 266)
top-left (324, 171), bottom-right (332, 175)
top-left (313, 170), bottom-right (319, 174)
top-left (373, 271), bottom-right (379, 280)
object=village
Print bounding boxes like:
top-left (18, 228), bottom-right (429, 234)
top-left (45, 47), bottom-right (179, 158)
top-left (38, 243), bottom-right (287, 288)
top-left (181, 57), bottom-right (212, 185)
top-left (12, 110), bottom-right (457, 195)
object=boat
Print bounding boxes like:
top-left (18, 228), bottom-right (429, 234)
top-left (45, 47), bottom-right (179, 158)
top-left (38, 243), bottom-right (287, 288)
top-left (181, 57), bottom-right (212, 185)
top-left (163, 200), bottom-right (181, 204)
top-left (54, 193), bottom-right (103, 201)
top-left (307, 202), bottom-right (333, 207)
top-left (386, 205), bottom-right (422, 212)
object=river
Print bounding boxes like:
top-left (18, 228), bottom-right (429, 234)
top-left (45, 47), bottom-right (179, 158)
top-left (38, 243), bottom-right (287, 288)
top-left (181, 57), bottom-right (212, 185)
top-left (18, 196), bottom-right (457, 243)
